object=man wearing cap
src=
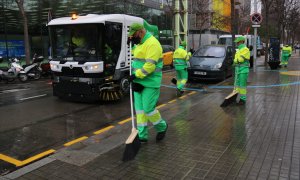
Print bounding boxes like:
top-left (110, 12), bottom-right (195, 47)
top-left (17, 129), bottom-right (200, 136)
top-left (172, 41), bottom-right (191, 96)
top-left (127, 23), bottom-right (168, 143)
top-left (234, 36), bottom-right (250, 105)
top-left (280, 45), bottom-right (292, 67)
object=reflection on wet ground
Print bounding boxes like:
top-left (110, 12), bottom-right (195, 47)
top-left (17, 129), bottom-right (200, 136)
top-left (3, 57), bottom-right (300, 178)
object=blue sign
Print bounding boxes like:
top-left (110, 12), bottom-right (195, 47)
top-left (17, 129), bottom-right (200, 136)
top-left (0, 40), bottom-right (25, 57)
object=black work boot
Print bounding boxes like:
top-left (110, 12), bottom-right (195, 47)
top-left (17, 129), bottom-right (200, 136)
top-left (156, 123), bottom-right (168, 142)
top-left (236, 99), bottom-right (246, 105)
top-left (176, 89), bottom-right (184, 97)
top-left (139, 138), bottom-right (148, 143)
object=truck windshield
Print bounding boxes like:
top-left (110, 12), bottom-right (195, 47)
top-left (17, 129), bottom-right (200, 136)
top-left (218, 37), bottom-right (232, 45)
top-left (50, 24), bottom-right (102, 61)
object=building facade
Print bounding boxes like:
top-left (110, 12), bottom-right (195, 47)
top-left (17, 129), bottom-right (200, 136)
top-left (0, 0), bottom-right (173, 59)
top-left (188, 0), bottom-right (232, 49)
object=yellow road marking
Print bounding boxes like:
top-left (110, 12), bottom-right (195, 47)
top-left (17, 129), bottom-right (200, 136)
top-left (93, 125), bottom-right (114, 135)
top-left (19, 149), bottom-right (55, 166)
top-left (157, 104), bottom-right (166, 109)
top-left (188, 91), bottom-right (197, 95)
top-left (179, 95), bottom-right (188, 99)
top-left (0, 154), bottom-right (22, 166)
top-left (118, 117), bottom-right (131, 125)
top-left (280, 71), bottom-right (300, 76)
top-left (64, 136), bottom-right (88, 147)
top-left (168, 99), bottom-right (177, 103)
top-left (0, 149), bottom-right (55, 167)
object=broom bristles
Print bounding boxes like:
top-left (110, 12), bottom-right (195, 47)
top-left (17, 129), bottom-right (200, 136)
top-left (220, 92), bottom-right (238, 107)
top-left (122, 128), bottom-right (141, 162)
top-left (171, 78), bottom-right (177, 85)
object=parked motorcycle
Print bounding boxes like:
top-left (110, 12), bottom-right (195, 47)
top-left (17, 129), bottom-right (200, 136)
top-left (22, 54), bottom-right (44, 80)
top-left (0, 56), bottom-right (28, 83)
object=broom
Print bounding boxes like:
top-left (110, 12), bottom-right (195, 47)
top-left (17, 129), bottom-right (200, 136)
top-left (171, 77), bottom-right (177, 85)
top-left (220, 66), bottom-right (239, 107)
top-left (122, 41), bottom-right (141, 162)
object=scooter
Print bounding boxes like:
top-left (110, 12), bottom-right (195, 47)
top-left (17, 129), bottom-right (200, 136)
top-left (0, 57), bottom-right (28, 83)
top-left (22, 54), bottom-right (44, 80)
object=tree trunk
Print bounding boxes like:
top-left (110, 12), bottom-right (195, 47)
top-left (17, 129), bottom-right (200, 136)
top-left (230, 0), bottom-right (236, 53)
top-left (16, 0), bottom-right (30, 65)
top-left (264, 9), bottom-right (269, 66)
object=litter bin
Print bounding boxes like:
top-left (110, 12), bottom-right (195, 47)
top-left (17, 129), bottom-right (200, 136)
top-left (268, 37), bottom-right (280, 69)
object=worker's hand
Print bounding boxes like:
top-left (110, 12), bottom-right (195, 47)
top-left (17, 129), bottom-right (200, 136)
top-left (234, 58), bottom-right (238, 64)
top-left (127, 37), bottom-right (132, 46)
top-left (129, 74), bottom-right (136, 82)
top-left (132, 83), bottom-right (144, 92)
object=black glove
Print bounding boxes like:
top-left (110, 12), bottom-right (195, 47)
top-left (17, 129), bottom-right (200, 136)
top-left (127, 37), bottom-right (132, 46)
top-left (132, 82), bottom-right (144, 92)
top-left (129, 74), bottom-right (136, 82)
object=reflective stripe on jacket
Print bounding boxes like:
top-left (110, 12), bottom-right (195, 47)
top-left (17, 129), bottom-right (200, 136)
top-left (132, 32), bottom-right (163, 88)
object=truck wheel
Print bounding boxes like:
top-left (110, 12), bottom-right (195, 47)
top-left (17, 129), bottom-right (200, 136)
top-left (120, 76), bottom-right (130, 94)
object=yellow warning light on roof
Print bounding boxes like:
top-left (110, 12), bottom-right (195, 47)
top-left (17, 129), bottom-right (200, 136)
top-left (71, 13), bottom-right (78, 20)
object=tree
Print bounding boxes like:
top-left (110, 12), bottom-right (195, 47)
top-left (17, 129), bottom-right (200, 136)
top-left (189, 0), bottom-right (211, 47)
top-left (15, 0), bottom-right (30, 64)
top-left (261, 0), bottom-right (275, 65)
top-left (236, 2), bottom-right (251, 34)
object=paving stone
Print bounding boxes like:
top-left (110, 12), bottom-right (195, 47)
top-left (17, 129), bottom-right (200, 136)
top-left (3, 56), bottom-right (300, 179)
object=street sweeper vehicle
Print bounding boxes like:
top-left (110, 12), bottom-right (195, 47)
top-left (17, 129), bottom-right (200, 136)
top-left (48, 14), bottom-right (158, 102)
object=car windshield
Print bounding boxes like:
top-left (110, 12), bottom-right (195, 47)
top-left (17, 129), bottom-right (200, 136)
top-left (193, 46), bottom-right (225, 58)
top-left (50, 24), bottom-right (101, 61)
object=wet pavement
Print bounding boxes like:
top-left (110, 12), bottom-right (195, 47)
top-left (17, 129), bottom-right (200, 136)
top-left (0, 70), bottom-right (206, 175)
top-left (2, 54), bottom-right (300, 179)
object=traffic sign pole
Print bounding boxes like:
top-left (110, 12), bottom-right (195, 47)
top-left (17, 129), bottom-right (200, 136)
top-left (251, 12), bottom-right (262, 73)
top-left (254, 26), bottom-right (257, 72)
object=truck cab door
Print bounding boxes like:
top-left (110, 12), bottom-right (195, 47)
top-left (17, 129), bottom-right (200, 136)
top-left (104, 22), bottom-right (123, 76)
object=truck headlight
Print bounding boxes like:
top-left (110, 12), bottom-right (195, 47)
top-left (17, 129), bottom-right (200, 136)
top-left (50, 64), bottom-right (60, 71)
top-left (213, 63), bottom-right (222, 70)
top-left (85, 65), bottom-right (99, 70)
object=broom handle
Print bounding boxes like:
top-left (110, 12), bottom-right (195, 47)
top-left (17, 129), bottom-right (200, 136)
top-left (129, 41), bottom-right (135, 129)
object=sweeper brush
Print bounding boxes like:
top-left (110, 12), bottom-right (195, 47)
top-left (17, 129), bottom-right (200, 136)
top-left (99, 84), bottom-right (123, 101)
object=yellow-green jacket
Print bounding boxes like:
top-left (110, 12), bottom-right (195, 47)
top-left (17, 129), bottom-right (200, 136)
top-left (288, 46), bottom-right (292, 55)
top-left (72, 37), bottom-right (86, 47)
top-left (132, 32), bottom-right (163, 88)
top-left (282, 46), bottom-right (291, 57)
top-left (234, 44), bottom-right (250, 73)
top-left (173, 46), bottom-right (191, 70)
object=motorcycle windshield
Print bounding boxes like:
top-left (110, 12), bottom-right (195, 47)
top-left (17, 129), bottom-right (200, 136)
top-left (50, 24), bottom-right (104, 62)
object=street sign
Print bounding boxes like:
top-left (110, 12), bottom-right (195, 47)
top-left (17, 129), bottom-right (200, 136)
top-left (252, 24), bottom-right (261, 28)
top-left (251, 13), bottom-right (263, 24)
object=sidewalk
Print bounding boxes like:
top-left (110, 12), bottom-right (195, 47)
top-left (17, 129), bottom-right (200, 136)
top-left (2, 54), bottom-right (300, 180)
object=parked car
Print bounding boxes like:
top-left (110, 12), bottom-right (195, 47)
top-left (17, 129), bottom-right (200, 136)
top-left (187, 45), bottom-right (233, 81)
top-left (162, 45), bottom-right (174, 67)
